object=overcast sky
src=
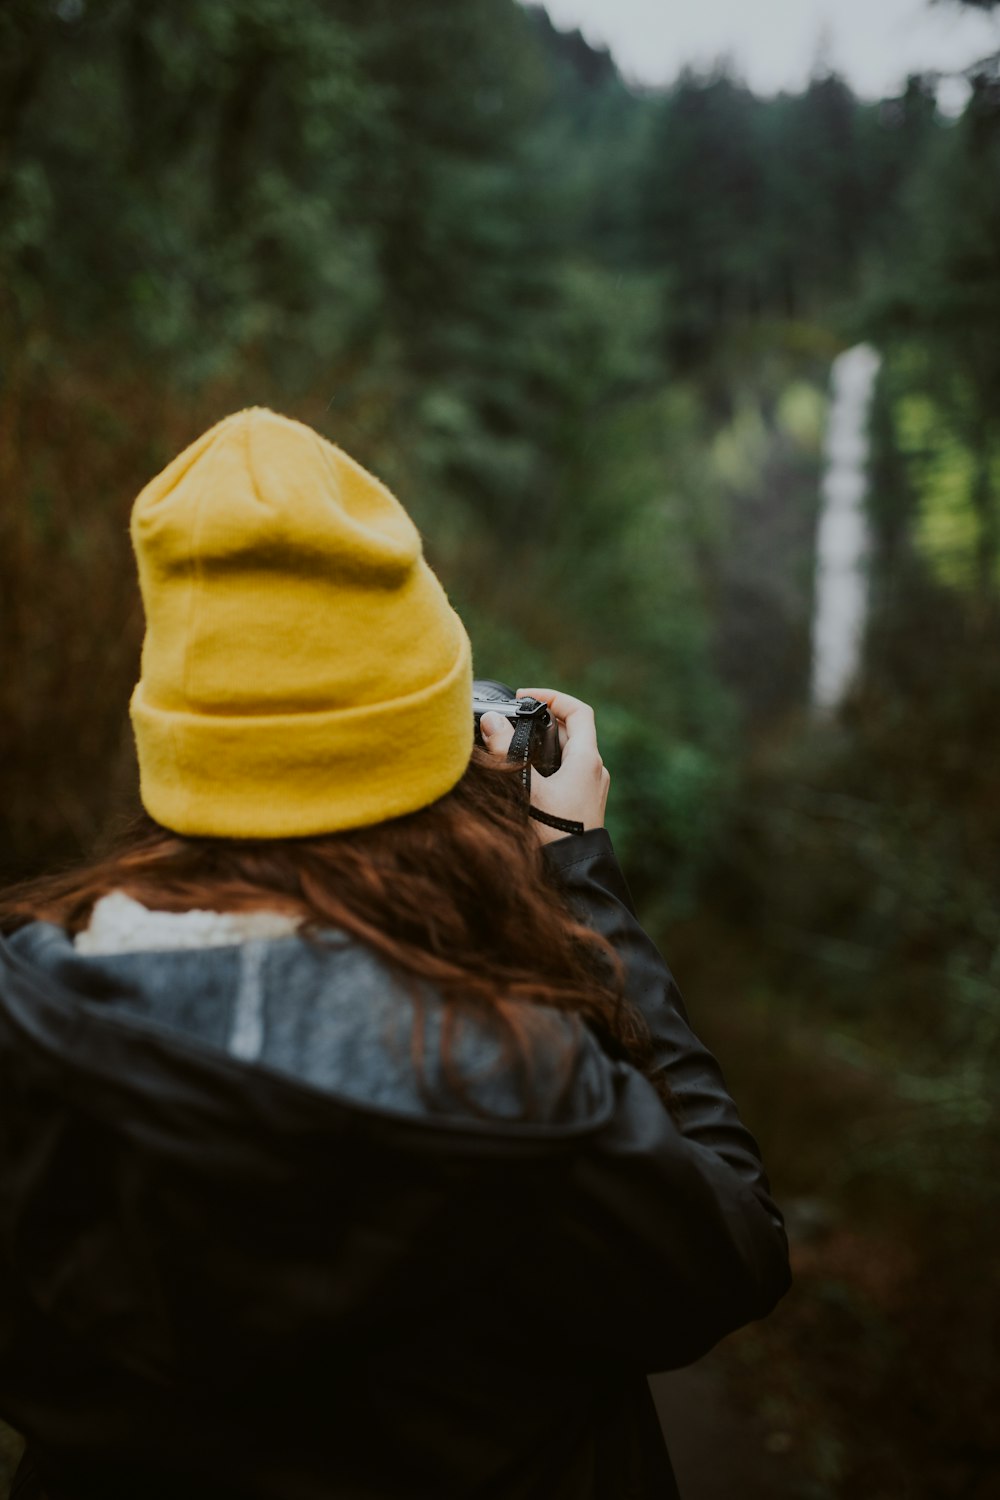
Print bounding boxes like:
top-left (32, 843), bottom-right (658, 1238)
top-left (537, 0), bottom-right (1000, 107)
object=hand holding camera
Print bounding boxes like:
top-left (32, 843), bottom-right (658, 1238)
top-left (477, 684), bottom-right (611, 845)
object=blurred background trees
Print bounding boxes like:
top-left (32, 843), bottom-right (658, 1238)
top-left (2, 1), bottom-right (999, 1494)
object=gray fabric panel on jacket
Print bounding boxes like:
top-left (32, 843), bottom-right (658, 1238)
top-left (7, 922), bottom-right (605, 1126)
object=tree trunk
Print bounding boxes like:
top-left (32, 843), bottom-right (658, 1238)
top-left (971, 439), bottom-right (997, 599)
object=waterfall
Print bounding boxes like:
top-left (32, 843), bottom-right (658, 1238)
top-left (810, 343), bottom-right (882, 714)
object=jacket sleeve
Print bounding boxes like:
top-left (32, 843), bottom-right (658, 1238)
top-left (538, 827), bottom-right (791, 1371)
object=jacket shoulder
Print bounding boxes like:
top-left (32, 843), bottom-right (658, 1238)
top-left (1, 922), bottom-right (612, 1130)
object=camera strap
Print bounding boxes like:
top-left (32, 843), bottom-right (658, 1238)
top-left (506, 710), bottom-right (585, 837)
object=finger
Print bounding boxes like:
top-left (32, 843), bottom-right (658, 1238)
top-left (516, 688), bottom-right (598, 754)
top-left (479, 710), bottom-right (514, 757)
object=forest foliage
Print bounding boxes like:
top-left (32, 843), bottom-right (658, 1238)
top-left (2, 1), bottom-right (1000, 1494)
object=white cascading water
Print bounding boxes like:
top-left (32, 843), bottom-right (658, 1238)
top-left (810, 343), bottom-right (882, 714)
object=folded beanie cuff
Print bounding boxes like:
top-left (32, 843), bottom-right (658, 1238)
top-left (130, 639), bottom-right (473, 838)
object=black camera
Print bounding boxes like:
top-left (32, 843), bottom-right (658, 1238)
top-left (472, 680), bottom-right (560, 775)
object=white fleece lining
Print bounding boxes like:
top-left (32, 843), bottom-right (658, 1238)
top-left (74, 890), bottom-right (300, 956)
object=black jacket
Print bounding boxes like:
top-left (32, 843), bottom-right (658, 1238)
top-left (0, 830), bottom-right (789, 1499)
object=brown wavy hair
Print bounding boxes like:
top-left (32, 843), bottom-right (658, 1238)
top-left (0, 749), bottom-right (665, 1116)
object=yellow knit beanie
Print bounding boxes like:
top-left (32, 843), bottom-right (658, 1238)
top-left (129, 408), bottom-right (473, 837)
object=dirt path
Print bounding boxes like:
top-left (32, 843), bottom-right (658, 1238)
top-left (651, 1354), bottom-right (798, 1499)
